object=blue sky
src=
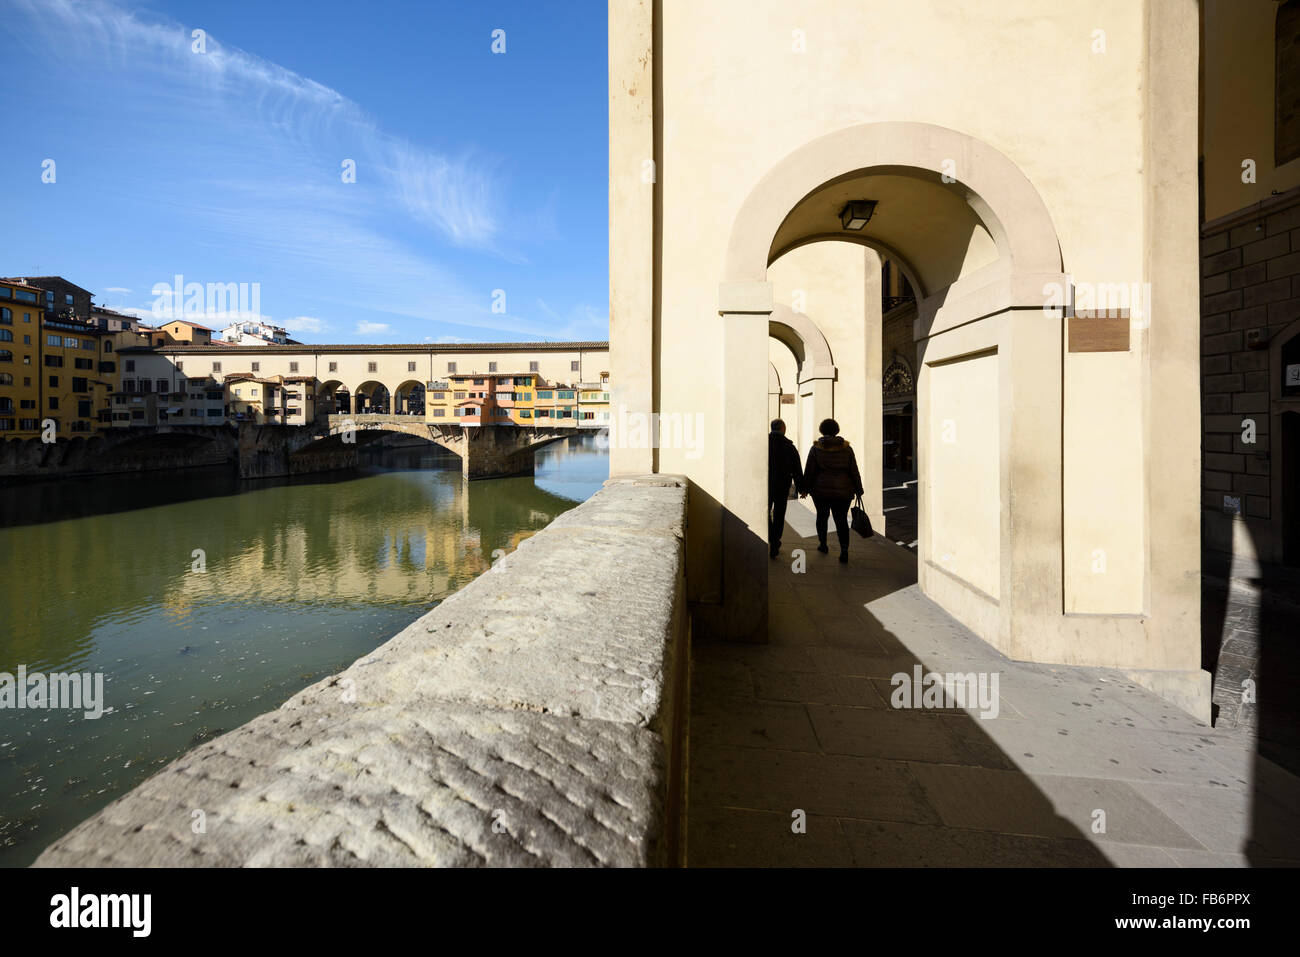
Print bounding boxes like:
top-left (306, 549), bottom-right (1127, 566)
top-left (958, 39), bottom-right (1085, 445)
top-left (0, 0), bottom-right (609, 344)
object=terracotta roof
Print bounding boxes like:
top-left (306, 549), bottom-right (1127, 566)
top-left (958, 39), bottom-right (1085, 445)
top-left (0, 278), bottom-right (48, 292)
top-left (147, 341), bottom-right (609, 355)
top-left (18, 276), bottom-right (93, 296)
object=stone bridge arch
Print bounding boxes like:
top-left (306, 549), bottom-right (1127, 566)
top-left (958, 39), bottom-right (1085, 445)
top-left (276, 416), bottom-right (589, 481)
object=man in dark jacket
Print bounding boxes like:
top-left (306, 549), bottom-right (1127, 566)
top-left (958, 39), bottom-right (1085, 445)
top-left (768, 419), bottom-right (803, 558)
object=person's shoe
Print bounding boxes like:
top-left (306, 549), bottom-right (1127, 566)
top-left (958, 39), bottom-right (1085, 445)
top-left (839, 550), bottom-right (849, 564)
top-left (769, 544), bottom-right (780, 559)
top-left (817, 542), bottom-right (829, 554)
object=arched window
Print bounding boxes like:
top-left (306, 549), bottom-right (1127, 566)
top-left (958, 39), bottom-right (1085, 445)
top-left (1278, 0), bottom-right (1300, 166)
top-left (0, 329), bottom-right (12, 342)
top-left (883, 357), bottom-right (915, 397)
top-left (0, 307), bottom-right (11, 323)
top-left (0, 350), bottom-right (12, 363)
top-left (0, 373), bottom-right (12, 384)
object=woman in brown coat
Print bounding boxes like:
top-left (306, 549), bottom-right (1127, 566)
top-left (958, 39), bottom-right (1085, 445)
top-left (803, 418), bottom-right (864, 563)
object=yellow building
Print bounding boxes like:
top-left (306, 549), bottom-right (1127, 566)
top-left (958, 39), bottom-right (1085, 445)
top-left (93, 328), bottom-right (148, 426)
top-left (425, 378), bottom-right (452, 421)
top-left (577, 372), bottom-right (610, 427)
top-left (279, 375), bottom-right (318, 425)
top-left (0, 278), bottom-right (44, 437)
top-left (151, 319), bottom-right (213, 346)
top-left (39, 313), bottom-right (105, 436)
top-left (504, 372), bottom-right (536, 425)
top-left (225, 373), bottom-right (273, 422)
top-left (533, 382), bottom-right (578, 424)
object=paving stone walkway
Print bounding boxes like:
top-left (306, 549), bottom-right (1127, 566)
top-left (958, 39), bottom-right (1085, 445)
top-left (686, 505), bottom-right (1300, 867)
top-left (881, 468), bottom-right (918, 549)
top-left (1201, 556), bottom-right (1300, 776)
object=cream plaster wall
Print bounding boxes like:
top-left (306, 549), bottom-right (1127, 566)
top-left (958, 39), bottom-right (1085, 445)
top-left (610, 0), bottom-right (1205, 713)
top-left (1202, 0), bottom-right (1300, 221)
top-left (927, 351), bottom-right (1001, 600)
top-left (157, 348), bottom-right (607, 401)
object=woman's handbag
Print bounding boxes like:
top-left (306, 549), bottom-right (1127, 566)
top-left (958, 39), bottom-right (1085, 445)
top-left (851, 495), bottom-right (873, 538)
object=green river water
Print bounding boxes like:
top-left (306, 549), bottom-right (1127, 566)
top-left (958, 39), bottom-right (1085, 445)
top-left (0, 435), bottom-right (609, 866)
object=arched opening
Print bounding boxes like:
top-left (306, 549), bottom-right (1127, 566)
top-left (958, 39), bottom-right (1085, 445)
top-left (718, 121), bottom-right (1067, 651)
top-left (768, 302), bottom-right (837, 459)
top-left (318, 379), bottom-right (349, 416)
top-left (393, 380), bottom-right (426, 416)
top-left (354, 381), bottom-right (390, 415)
top-left (767, 360), bottom-right (785, 425)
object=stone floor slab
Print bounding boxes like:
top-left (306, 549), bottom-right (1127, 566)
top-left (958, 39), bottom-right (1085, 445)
top-left (686, 509), bottom-right (1300, 867)
top-left (687, 806), bottom-right (853, 867)
top-left (690, 744), bottom-right (941, 825)
top-left (839, 818), bottom-right (1110, 867)
top-left (689, 698), bottom-right (820, 752)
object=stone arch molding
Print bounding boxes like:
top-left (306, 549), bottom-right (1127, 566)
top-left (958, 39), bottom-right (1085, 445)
top-left (719, 121), bottom-right (1066, 313)
top-left (769, 302), bottom-right (836, 384)
top-left (768, 361), bottom-right (782, 394)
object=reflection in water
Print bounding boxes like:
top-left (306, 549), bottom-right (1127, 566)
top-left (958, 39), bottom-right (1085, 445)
top-left (0, 434), bottom-right (608, 866)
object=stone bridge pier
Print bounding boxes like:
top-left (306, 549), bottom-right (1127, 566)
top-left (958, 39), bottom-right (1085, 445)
top-left (437, 425), bottom-right (567, 480)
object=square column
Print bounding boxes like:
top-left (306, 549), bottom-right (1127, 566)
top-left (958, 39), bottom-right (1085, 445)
top-left (719, 281), bottom-right (774, 642)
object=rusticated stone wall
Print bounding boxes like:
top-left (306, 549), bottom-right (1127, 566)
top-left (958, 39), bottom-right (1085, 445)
top-left (1201, 186), bottom-right (1300, 569)
top-left (0, 427), bottom-right (236, 480)
top-left (35, 475), bottom-right (690, 867)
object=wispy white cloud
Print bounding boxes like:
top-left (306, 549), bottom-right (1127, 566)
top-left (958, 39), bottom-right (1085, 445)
top-left (388, 144), bottom-right (501, 250)
top-left (535, 299), bottom-right (609, 340)
top-left (116, 305), bottom-right (263, 324)
top-left (14, 0), bottom-right (519, 257)
top-left (103, 286), bottom-right (131, 294)
top-left (284, 316), bottom-right (326, 334)
top-left (356, 321), bottom-right (390, 335)
top-left (9, 0), bottom-right (588, 344)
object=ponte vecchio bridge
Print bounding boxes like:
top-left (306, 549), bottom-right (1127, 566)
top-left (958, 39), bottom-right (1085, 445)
top-left (119, 340), bottom-right (611, 480)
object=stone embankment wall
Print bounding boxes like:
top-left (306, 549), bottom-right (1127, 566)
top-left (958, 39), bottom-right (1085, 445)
top-left (0, 428), bottom-right (236, 481)
top-left (35, 475), bottom-right (690, 867)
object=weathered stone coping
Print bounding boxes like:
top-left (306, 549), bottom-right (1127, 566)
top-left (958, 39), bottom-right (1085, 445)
top-left (35, 475), bottom-right (690, 867)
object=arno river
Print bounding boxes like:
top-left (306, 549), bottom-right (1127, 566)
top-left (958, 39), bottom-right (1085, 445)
top-left (0, 435), bottom-right (609, 867)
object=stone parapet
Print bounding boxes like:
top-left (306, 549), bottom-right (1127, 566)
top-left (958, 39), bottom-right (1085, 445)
top-left (35, 475), bottom-right (690, 867)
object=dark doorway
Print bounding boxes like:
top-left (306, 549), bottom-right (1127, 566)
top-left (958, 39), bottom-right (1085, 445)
top-left (1283, 410), bottom-right (1300, 565)
top-left (883, 405), bottom-right (913, 473)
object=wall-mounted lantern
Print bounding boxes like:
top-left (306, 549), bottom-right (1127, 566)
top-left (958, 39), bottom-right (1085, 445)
top-left (839, 200), bottom-right (878, 230)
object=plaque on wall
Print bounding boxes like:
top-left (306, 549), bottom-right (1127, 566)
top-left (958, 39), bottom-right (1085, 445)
top-left (1068, 310), bottom-right (1130, 353)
